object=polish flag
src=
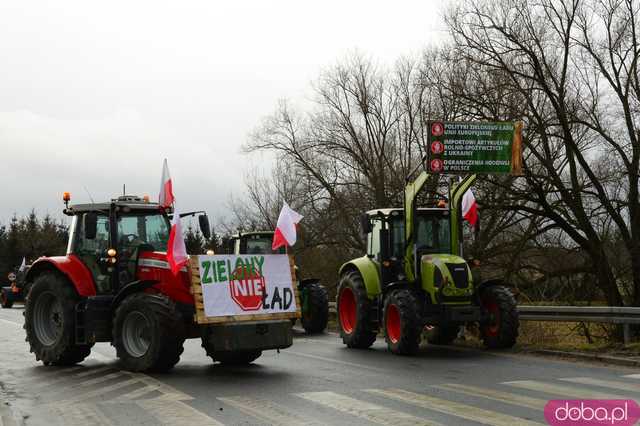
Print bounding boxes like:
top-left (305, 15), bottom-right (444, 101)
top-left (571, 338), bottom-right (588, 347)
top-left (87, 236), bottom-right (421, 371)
top-left (272, 202), bottom-right (304, 250)
top-left (462, 189), bottom-right (478, 228)
top-left (159, 159), bottom-right (175, 208)
top-left (167, 206), bottom-right (188, 275)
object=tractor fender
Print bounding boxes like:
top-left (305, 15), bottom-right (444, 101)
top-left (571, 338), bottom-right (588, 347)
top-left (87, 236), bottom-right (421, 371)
top-left (338, 256), bottom-right (381, 299)
top-left (111, 280), bottom-right (160, 310)
top-left (381, 281), bottom-right (411, 296)
top-left (25, 255), bottom-right (96, 297)
top-left (298, 278), bottom-right (320, 290)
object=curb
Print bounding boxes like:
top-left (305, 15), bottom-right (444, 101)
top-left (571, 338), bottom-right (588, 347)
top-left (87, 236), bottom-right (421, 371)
top-left (528, 349), bottom-right (640, 368)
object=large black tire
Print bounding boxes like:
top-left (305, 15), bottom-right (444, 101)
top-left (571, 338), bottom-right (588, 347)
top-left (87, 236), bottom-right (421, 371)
top-left (337, 271), bottom-right (377, 349)
top-left (300, 282), bottom-right (329, 334)
top-left (201, 345), bottom-right (262, 365)
top-left (383, 289), bottom-right (421, 355)
top-left (425, 324), bottom-right (460, 345)
top-left (479, 285), bottom-right (519, 349)
top-left (24, 272), bottom-right (92, 365)
top-left (112, 293), bottom-right (185, 372)
top-left (1, 290), bottom-right (13, 309)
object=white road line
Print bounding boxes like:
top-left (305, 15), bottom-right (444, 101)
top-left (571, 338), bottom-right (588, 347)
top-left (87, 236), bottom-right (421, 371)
top-left (219, 396), bottom-right (322, 425)
top-left (138, 399), bottom-right (224, 426)
top-left (50, 403), bottom-right (114, 426)
top-left (109, 384), bottom-right (161, 402)
top-left (0, 318), bottom-right (20, 326)
top-left (365, 388), bottom-right (544, 426)
top-left (503, 380), bottom-right (632, 400)
top-left (296, 391), bottom-right (440, 426)
top-left (560, 377), bottom-right (640, 394)
top-left (285, 350), bottom-right (386, 373)
top-left (55, 378), bottom-right (140, 405)
top-left (434, 383), bottom-right (546, 410)
top-left (624, 374), bottom-right (640, 380)
top-left (78, 372), bottom-right (124, 387)
top-left (30, 366), bottom-right (115, 389)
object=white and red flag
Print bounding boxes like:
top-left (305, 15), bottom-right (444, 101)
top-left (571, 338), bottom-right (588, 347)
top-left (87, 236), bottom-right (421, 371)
top-left (462, 188), bottom-right (478, 228)
top-left (272, 202), bottom-right (303, 250)
top-left (159, 159), bottom-right (175, 208)
top-left (167, 206), bottom-right (188, 275)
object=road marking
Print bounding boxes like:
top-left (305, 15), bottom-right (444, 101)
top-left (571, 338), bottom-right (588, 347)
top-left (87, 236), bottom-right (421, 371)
top-left (138, 398), bottom-right (224, 426)
top-left (560, 377), bottom-right (640, 394)
top-left (110, 384), bottom-right (161, 401)
top-left (434, 383), bottom-right (546, 410)
top-left (297, 391), bottom-right (440, 426)
top-left (30, 366), bottom-right (115, 389)
top-left (55, 378), bottom-right (140, 405)
top-left (503, 380), bottom-right (631, 400)
top-left (365, 388), bottom-right (544, 426)
top-left (50, 403), bottom-right (114, 426)
top-left (285, 350), bottom-right (386, 373)
top-left (78, 372), bottom-right (124, 387)
top-left (624, 374), bottom-right (640, 380)
top-left (0, 318), bottom-right (20, 326)
top-left (219, 396), bottom-right (322, 425)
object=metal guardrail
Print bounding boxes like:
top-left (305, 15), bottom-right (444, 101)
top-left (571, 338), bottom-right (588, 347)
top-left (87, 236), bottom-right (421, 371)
top-left (517, 306), bottom-right (640, 325)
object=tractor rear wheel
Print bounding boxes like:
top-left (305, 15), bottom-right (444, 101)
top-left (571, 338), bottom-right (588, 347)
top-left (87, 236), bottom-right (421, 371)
top-left (1, 290), bottom-right (13, 309)
top-left (383, 289), bottom-right (421, 355)
top-left (425, 325), bottom-right (460, 345)
top-left (337, 271), bottom-right (377, 349)
top-left (112, 293), bottom-right (185, 372)
top-left (301, 282), bottom-right (328, 334)
top-left (479, 286), bottom-right (519, 349)
top-left (204, 349), bottom-right (262, 365)
top-left (24, 272), bottom-right (92, 365)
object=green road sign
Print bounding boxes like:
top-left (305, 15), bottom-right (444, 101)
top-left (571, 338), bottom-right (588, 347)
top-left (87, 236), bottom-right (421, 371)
top-left (427, 121), bottom-right (523, 174)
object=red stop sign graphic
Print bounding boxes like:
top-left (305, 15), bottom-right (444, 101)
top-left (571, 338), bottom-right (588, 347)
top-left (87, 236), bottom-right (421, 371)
top-left (229, 267), bottom-right (266, 311)
top-left (430, 158), bottom-right (444, 173)
top-left (431, 140), bottom-right (444, 155)
top-left (431, 122), bottom-right (444, 137)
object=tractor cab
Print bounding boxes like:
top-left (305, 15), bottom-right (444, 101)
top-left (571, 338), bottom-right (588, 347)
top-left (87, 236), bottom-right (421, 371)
top-left (227, 231), bottom-right (285, 255)
top-left (61, 195), bottom-right (211, 304)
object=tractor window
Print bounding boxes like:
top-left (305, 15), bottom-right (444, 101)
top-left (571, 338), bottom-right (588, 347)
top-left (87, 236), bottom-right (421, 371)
top-left (117, 214), bottom-right (170, 252)
top-left (367, 219), bottom-right (381, 258)
top-left (245, 236), bottom-right (285, 255)
top-left (390, 217), bottom-right (405, 259)
top-left (75, 214), bottom-right (110, 254)
top-left (415, 215), bottom-right (450, 254)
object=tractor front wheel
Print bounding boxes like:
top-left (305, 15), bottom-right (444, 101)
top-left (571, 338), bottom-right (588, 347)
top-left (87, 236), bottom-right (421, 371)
top-left (337, 271), bottom-right (377, 349)
top-left (300, 282), bottom-right (329, 334)
top-left (479, 286), bottom-right (519, 349)
top-left (24, 272), bottom-right (92, 365)
top-left (383, 289), bottom-right (421, 355)
top-left (112, 293), bottom-right (185, 372)
top-left (1, 290), bottom-right (13, 309)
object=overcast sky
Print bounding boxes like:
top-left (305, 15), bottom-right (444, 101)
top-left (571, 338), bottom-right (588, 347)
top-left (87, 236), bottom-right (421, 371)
top-left (0, 1), bottom-right (446, 228)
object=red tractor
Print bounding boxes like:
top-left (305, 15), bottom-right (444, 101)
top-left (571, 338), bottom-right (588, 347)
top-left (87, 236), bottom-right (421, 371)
top-left (23, 194), bottom-right (293, 372)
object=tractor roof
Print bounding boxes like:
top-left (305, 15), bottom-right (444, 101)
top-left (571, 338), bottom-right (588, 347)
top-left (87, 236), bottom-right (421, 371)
top-left (64, 196), bottom-right (165, 216)
top-left (231, 231), bottom-right (274, 239)
top-left (365, 207), bottom-right (448, 217)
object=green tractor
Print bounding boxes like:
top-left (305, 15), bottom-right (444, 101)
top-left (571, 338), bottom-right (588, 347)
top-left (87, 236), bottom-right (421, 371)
top-left (336, 172), bottom-right (519, 354)
top-left (228, 231), bottom-right (329, 334)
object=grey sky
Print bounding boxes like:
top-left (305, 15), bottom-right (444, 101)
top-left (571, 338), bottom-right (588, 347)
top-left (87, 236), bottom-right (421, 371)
top-left (0, 1), bottom-right (446, 228)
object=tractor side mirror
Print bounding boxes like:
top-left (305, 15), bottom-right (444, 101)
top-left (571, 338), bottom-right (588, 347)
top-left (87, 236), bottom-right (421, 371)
top-left (198, 215), bottom-right (211, 240)
top-left (360, 214), bottom-right (372, 234)
top-left (84, 213), bottom-right (98, 240)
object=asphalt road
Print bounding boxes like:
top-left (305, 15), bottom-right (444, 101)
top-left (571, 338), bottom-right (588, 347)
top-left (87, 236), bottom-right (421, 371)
top-left (1, 306), bottom-right (638, 426)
